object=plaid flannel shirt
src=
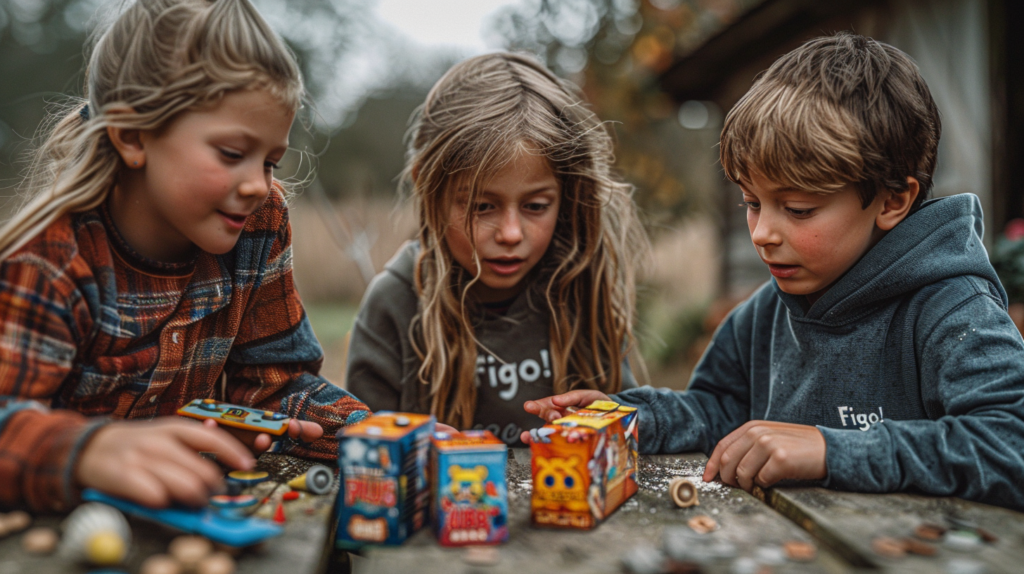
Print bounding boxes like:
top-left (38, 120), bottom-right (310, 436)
top-left (0, 187), bottom-right (369, 511)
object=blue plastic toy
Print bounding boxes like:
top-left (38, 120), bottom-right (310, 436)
top-left (82, 489), bottom-right (283, 547)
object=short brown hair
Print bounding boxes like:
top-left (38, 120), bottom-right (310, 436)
top-left (720, 32), bottom-right (941, 209)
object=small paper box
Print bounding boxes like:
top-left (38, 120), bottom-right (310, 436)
top-left (431, 430), bottom-right (509, 546)
top-left (530, 400), bottom-right (639, 529)
top-left (335, 412), bottom-right (434, 549)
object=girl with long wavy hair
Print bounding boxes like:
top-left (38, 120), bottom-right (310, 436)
top-left (347, 52), bottom-right (649, 444)
top-left (0, 0), bottom-right (371, 512)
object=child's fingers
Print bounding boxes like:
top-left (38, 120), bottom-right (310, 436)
top-left (113, 467), bottom-right (174, 509)
top-left (287, 419), bottom-right (324, 443)
top-left (176, 420), bottom-right (255, 470)
top-left (734, 444), bottom-right (772, 492)
top-left (520, 431), bottom-right (532, 444)
top-left (550, 390), bottom-right (609, 408)
top-left (703, 422), bottom-right (754, 482)
top-left (145, 459), bottom-right (217, 508)
top-left (156, 437), bottom-right (225, 491)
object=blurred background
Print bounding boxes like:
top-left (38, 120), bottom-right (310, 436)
top-left (1, 0), bottom-right (1022, 390)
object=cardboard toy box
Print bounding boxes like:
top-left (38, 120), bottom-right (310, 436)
top-left (336, 412), bottom-right (434, 549)
top-left (431, 430), bottom-right (509, 546)
top-left (530, 400), bottom-right (639, 530)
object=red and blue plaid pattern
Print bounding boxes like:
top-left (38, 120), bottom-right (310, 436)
top-left (0, 188), bottom-right (369, 511)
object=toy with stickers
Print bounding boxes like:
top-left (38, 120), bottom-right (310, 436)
top-left (335, 412), bottom-right (434, 549)
top-left (529, 400), bottom-right (639, 530)
top-left (430, 430), bottom-right (509, 546)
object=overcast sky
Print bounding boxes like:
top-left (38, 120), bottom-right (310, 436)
top-left (375, 0), bottom-right (517, 52)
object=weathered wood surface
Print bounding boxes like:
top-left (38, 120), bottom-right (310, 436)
top-left (766, 486), bottom-right (1024, 573)
top-left (0, 454), bottom-right (334, 574)
top-left (353, 449), bottom-right (846, 574)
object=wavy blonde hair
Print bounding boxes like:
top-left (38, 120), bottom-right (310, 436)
top-left (403, 52), bottom-right (649, 428)
top-left (1, 0), bottom-right (303, 259)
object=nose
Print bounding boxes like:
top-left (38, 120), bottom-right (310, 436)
top-left (749, 207), bottom-right (781, 248)
top-left (238, 163), bottom-right (272, 200)
top-left (494, 208), bottom-right (523, 245)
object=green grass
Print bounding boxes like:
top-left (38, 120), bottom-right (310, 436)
top-left (305, 301), bottom-right (360, 349)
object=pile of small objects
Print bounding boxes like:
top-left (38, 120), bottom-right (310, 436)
top-left (620, 523), bottom-right (817, 574)
top-left (871, 517), bottom-right (997, 573)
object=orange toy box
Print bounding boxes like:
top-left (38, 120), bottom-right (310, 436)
top-left (530, 400), bottom-right (638, 530)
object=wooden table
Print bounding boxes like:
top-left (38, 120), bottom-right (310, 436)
top-left (0, 453), bottom-right (337, 574)
top-left (353, 450), bottom-right (1023, 574)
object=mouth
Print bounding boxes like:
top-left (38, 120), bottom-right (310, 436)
top-left (217, 210), bottom-right (249, 229)
top-left (483, 257), bottom-right (526, 276)
top-left (766, 263), bottom-right (799, 278)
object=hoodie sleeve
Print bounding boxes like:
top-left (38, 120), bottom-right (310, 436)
top-left (614, 308), bottom-right (752, 454)
top-left (820, 277), bottom-right (1024, 510)
top-left (345, 270), bottom-right (416, 413)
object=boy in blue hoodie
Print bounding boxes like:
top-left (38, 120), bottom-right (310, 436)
top-left (521, 32), bottom-right (1024, 510)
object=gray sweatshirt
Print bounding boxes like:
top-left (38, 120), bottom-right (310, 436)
top-left (346, 241), bottom-right (637, 445)
top-left (615, 194), bottom-right (1024, 510)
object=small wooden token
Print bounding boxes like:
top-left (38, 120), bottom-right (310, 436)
top-left (3, 511), bottom-right (31, 535)
top-left (669, 478), bottom-right (699, 508)
top-left (140, 554), bottom-right (183, 574)
top-left (783, 540), bottom-right (816, 562)
top-left (976, 527), bottom-right (998, 543)
top-left (169, 535), bottom-right (213, 567)
top-left (197, 551), bottom-right (236, 574)
top-left (914, 522), bottom-right (947, 541)
top-left (871, 536), bottom-right (906, 558)
top-left (22, 527), bottom-right (59, 554)
top-left (462, 546), bottom-right (500, 566)
top-left (226, 470), bottom-right (269, 486)
top-left (687, 515), bottom-right (718, 534)
top-left (902, 537), bottom-right (937, 556)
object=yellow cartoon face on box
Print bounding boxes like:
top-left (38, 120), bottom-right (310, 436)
top-left (532, 455), bottom-right (589, 512)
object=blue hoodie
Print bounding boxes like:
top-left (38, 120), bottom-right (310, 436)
top-left (615, 194), bottom-right (1024, 510)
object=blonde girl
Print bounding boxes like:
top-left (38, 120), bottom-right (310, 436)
top-left (347, 53), bottom-right (648, 444)
top-left (0, 0), bottom-right (369, 512)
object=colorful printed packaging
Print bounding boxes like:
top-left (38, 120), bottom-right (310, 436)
top-left (335, 412), bottom-right (434, 549)
top-left (430, 430), bottom-right (509, 546)
top-left (530, 400), bottom-right (639, 529)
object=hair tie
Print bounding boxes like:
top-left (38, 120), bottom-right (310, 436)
top-left (79, 104), bottom-right (90, 122)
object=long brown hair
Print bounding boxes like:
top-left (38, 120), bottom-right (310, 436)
top-left (402, 52), bottom-right (649, 428)
top-left (2, 0), bottom-right (303, 259)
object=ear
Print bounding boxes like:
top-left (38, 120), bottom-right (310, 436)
top-left (875, 177), bottom-right (920, 231)
top-left (106, 111), bottom-right (147, 169)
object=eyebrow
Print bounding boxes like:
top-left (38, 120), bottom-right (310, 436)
top-left (212, 130), bottom-right (289, 154)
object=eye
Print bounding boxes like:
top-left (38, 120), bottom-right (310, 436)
top-left (220, 149), bottom-right (243, 161)
top-left (473, 202), bottom-right (495, 214)
top-left (524, 201), bottom-right (550, 213)
top-left (544, 475), bottom-right (555, 487)
top-left (741, 201), bottom-right (760, 211)
top-left (786, 207), bottom-right (814, 217)
top-left (264, 160), bottom-right (281, 170)
top-left (563, 476), bottom-right (575, 488)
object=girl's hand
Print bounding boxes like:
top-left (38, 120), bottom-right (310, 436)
top-left (435, 423), bottom-right (459, 434)
top-left (201, 418), bottom-right (324, 454)
top-left (702, 421), bottom-right (827, 492)
top-left (519, 390), bottom-right (611, 443)
top-left (75, 418), bottom-right (255, 508)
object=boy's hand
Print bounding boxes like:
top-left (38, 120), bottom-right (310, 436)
top-left (201, 418), bottom-right (324, 454)
top-left (519, 390), bottom-right (611, 443)
top-left (76, 418), bottom-right (255, 508)
top-left (702, 421), bottom-right (826, 492)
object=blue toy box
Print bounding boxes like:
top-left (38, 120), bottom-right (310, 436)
top-left (335, 412), bottom-right (434, 549)
top-left (430, 429), bottom-right (509, 546)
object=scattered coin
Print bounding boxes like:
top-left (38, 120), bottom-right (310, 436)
top-left (872, 536), bottom-right (906, 558)
top-left (22, 527), bottom-right (59, 555)
top-left (687, 515), bottom-right (718, 534)
top-left (915, 523), bottom-right (948, 541)
top-left (669, 478), bottom-right (699, 508)
top-left (462, 545), bottom-right (500, 566)
top-left (902, 537), bottom-right (938, 556)
top-left (140, 554), bottom-right (183, 574)
top-left (783, 540), bottom-right (817, 562)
